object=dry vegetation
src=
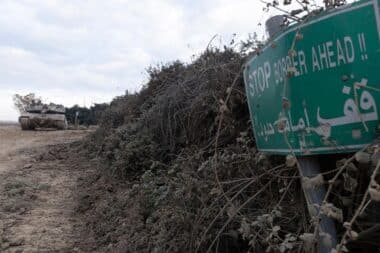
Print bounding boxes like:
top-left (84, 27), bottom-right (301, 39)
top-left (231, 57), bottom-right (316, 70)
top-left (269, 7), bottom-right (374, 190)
top-left (1, 46), bottom-right (378, 253)
top-left (79, 48), bottom-right (298, 253)
top-left (70, 45), bottom-right (380, 253)
top-left (4, 2), bottom-right (379, 253)
top-left (3, 41), bottom-right (378, 253)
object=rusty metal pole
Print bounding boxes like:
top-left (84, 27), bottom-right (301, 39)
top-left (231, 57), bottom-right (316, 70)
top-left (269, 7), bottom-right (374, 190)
top-left (298, 157), bottom-right (338, 253)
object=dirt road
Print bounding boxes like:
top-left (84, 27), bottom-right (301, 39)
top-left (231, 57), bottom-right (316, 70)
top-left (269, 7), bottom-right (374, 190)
top-left (0, 125), bottom-right (93, 253)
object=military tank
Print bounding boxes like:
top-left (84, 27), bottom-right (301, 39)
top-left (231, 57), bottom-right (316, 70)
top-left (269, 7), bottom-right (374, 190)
top-left (19, 103), bottom-right (68, 130)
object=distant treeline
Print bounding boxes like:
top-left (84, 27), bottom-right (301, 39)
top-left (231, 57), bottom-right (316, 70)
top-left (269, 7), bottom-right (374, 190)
top-left (65, 103), bottom-right (108, 126)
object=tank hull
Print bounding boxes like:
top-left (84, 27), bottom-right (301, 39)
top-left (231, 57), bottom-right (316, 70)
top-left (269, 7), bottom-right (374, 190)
top-left (19, 113), bottom-right (68, 130)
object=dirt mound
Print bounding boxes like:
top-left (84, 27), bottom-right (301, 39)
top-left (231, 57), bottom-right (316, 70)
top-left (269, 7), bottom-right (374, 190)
top-left (76, 47), bottom-right (380, 253)
top-left (76, 48), bottom-right (306, 252)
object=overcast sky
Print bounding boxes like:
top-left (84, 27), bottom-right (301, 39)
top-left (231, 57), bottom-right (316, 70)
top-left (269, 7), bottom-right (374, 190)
top-left (0, 0), bottom-right (337, 121)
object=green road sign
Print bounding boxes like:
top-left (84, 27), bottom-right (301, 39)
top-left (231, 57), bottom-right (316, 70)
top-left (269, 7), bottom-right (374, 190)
top-left (244, 0), bottom-right (380, 155)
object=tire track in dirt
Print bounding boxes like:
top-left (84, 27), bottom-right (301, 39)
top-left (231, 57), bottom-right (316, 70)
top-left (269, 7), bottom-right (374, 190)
top-left (0, 125), bottom-right (93, 253)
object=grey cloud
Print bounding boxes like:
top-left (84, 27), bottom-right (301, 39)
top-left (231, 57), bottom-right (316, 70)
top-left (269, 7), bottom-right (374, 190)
top-left (0, 0), bottom-right (331, 120)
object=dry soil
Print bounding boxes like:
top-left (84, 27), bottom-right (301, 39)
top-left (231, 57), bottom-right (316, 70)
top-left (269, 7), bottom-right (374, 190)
top-left (0, 125), bottom-right (93, 253)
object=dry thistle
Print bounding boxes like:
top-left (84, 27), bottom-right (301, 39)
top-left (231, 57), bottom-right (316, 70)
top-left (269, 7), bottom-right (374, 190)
top-left (321, 203), bottom-right (343, 222)
top-left (369, 180), bottom-right (380, 202)
top-left (286, 154), bottom-right (297, 168)
top-left (302, 174), bottom-right (324, 189)
top-left (347, 230), bottom-right (359, 240)
top-left (355, 151), bottom-right (371, 164)
top-left (299, 233), bottom-right (316, 252)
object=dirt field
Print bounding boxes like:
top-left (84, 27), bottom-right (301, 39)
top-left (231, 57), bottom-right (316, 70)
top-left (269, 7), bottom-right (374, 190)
top-left (0, 125), bottom-right (94, 253)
